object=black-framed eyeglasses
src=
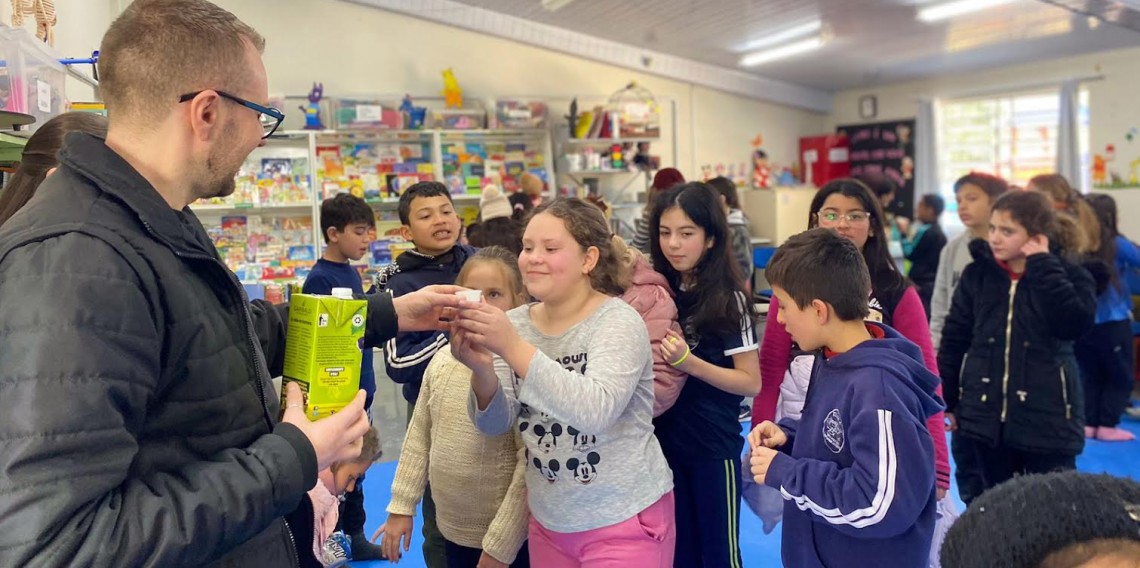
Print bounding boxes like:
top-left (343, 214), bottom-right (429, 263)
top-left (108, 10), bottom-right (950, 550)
top-left (178, 90), bottom-right (285, 139)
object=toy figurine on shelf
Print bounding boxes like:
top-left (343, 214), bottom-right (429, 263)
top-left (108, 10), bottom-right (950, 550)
top-left (750, 133), bottom-right (771, 189)
top-left (12, 0), bottom-right (56, 45)
top-left (565, 98), bottom-right (579, 139)
top-left (610, 143), bottom-right (625, 170)
top-left (400, 94), bottom-right (427, 130)
top-left (752, 149), bottom-right (771, 189)
top-left (632, 141), bottom-right (659, 172)
top-left (777, 167), bottom-right (797, 186)
top-left (441, 68), bottom-right (463, 109)
top-left (299, 82), bottom-right (324, 130)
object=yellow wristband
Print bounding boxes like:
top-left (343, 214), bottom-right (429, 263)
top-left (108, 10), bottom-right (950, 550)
top-left (669, 346), bottom-right (690, 367)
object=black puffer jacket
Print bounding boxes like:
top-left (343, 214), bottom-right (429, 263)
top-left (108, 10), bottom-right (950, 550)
top-left (0, 133), bottom-right (400, 567)
top-left (937, 239), bottom-right (1096, 456)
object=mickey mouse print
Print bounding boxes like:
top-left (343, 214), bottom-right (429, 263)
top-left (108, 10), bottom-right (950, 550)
top-left (518, 351), bottom-right (604, 487)
top-left (469, 297), bottom-right (675, 534)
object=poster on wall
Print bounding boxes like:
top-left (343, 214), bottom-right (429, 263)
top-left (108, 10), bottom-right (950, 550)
top-left (836, 119), bottom-right (916, 217)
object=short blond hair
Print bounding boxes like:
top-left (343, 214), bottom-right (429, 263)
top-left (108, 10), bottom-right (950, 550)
top-left (98, 0), bottom-right (265, 127)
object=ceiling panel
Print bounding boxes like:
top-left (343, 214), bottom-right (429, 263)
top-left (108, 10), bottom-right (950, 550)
top-left (447, 0), bottom-right (1140, 91)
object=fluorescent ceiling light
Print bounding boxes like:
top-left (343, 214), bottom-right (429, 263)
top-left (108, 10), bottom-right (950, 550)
top-left (739, 36), bottom-right (825, 67)
top-left (917, 0), bottom-right (1019, 22)
top-left (737, 20), bottom-right (822, 52)
top-left (542, 0), bottom-right (574, 11)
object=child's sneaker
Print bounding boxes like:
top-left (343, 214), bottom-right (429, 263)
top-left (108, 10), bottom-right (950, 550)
top-left (319, 531), bottom-right (351, 568)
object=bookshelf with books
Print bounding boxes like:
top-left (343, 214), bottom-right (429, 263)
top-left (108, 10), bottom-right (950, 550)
top-left (189, 131), bottom-right (319, 290)
top-left (364, 129), bottom-right (554, 276)
top-left (187, 128), bottom-right (556, 292)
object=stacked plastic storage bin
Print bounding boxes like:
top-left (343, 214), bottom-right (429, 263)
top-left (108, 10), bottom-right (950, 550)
top-left (0, 26), bottom-right (66, 132)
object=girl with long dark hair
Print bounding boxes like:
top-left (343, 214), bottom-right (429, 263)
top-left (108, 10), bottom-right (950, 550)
top-left (650, 182), bottom-right (761, 567)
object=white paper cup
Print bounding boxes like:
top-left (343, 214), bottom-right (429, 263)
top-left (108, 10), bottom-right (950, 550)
top-left (456, 289), bottom-right (482, 303)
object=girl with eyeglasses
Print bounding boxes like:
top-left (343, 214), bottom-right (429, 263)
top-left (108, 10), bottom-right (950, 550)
top-left (751, 179), bottom-right (951, 507)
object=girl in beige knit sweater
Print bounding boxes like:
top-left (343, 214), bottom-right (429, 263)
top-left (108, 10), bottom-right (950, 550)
top-left (375, 246), bottom-right (531, 568)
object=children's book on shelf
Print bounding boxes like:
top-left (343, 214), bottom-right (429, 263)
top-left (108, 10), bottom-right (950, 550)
top-left (206, 214), bottom-right (315, 284)
top-left (316, 140), bottom-right (433, 202)
top-left (441, 139), bottom-right (546, 195)
top-left (199, 152), bottom-right (311, 207)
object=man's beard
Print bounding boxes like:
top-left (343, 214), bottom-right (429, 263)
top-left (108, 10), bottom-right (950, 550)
top-left (205, 155), bottom-right (238, 198)
top-left (194, 144), bottom-right (239, 200)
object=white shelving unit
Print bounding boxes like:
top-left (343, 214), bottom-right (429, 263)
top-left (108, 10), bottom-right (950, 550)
top-left (434, 128), bottom-right (558, 201)
top-left (546, 95), bottom-right (677, 239)
top-left (188, 127), bottom-right (558, 283)
top-left (189, 131), bottom-right (321, 285)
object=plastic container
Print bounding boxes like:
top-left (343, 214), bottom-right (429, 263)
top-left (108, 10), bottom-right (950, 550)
top-left (494, 99), bottom-right (548, 129)
top-left (332, 98), bottom-right (403, 130)
top-left (0, 26), bottom-right (66, 131)
top-left (431, 108), bottom-right (486, 130)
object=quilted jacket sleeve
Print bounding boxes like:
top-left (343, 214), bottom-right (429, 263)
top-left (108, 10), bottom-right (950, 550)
top-left (248, 299), bottom-right (290, 378)
top-left (0, 234), bottom-right (315, 567)
top-left (624, 283), bottom-right (688, 416)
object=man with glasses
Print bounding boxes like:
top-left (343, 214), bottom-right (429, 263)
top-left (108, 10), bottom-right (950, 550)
top-left (0, 1), bottom-right (461, 566)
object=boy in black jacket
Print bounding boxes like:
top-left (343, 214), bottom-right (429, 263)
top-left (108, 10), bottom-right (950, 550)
top-left (902, 194), bottom-right (947, 318)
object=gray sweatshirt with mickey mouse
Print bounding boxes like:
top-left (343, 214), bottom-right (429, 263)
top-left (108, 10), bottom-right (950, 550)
top-left (469, 297), bottom-right (674, 533)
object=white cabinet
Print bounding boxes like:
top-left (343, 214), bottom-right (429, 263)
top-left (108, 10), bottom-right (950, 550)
top-left (738, 185), bottom-right (818, 246)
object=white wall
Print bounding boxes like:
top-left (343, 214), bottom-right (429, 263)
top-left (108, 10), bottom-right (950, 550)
top-left (232, 0), bottom-right (826, 178)
top-left (825, 45), bottom-right (1140, 192)
top-left (43, 0), bottom-right (825, 179)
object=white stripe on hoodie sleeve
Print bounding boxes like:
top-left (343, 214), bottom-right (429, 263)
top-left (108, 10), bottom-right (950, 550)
top-left (763, 390), bottom-right (934, 539)
top-left (781, 409), bottom-right (897, 528)
top-left (385, 333), bottom-right (449, 369)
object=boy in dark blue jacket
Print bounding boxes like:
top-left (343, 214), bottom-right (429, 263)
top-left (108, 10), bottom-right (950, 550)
top-left (304, 193), bottom-right (376, 405)
top-left (376, 181), bottom-right (476, 405)
top-left (303, 193), bottom-right (385, 560)
top-left (375, 181), bottom-right (475, 568)
top-left (748, 228), bottom-right (944, 568)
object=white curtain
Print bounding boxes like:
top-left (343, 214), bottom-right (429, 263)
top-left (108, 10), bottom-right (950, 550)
top-left (1057, 79), bottom-right (1081, 189)
top-left (915, 98), bottom-right (940, 199)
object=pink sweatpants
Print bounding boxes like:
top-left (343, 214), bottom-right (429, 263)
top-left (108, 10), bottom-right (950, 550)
top-left (528, 491), bottom-right (676, 568)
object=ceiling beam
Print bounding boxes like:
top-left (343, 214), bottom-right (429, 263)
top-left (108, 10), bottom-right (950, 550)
top-left (341, 0), bottom-right (833, 113)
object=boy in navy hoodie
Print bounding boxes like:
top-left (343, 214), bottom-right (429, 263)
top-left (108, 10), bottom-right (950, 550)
top-left (375, 181), bottom-right (475, 567)
top-left (303, 193), bottom-right (385, 561)
top-left (748, 228), bottom-right (944, 568)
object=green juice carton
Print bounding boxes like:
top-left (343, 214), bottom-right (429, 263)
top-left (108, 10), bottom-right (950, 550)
top-left (282, 288), bottom-right (367, 420)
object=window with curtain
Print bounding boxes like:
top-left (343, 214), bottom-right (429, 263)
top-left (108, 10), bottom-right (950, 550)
top-left (936, 90), bottom-right (1089, 228)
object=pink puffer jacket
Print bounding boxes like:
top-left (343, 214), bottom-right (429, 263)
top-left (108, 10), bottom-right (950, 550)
top-left (621, 255), bottom-right (687, 416)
